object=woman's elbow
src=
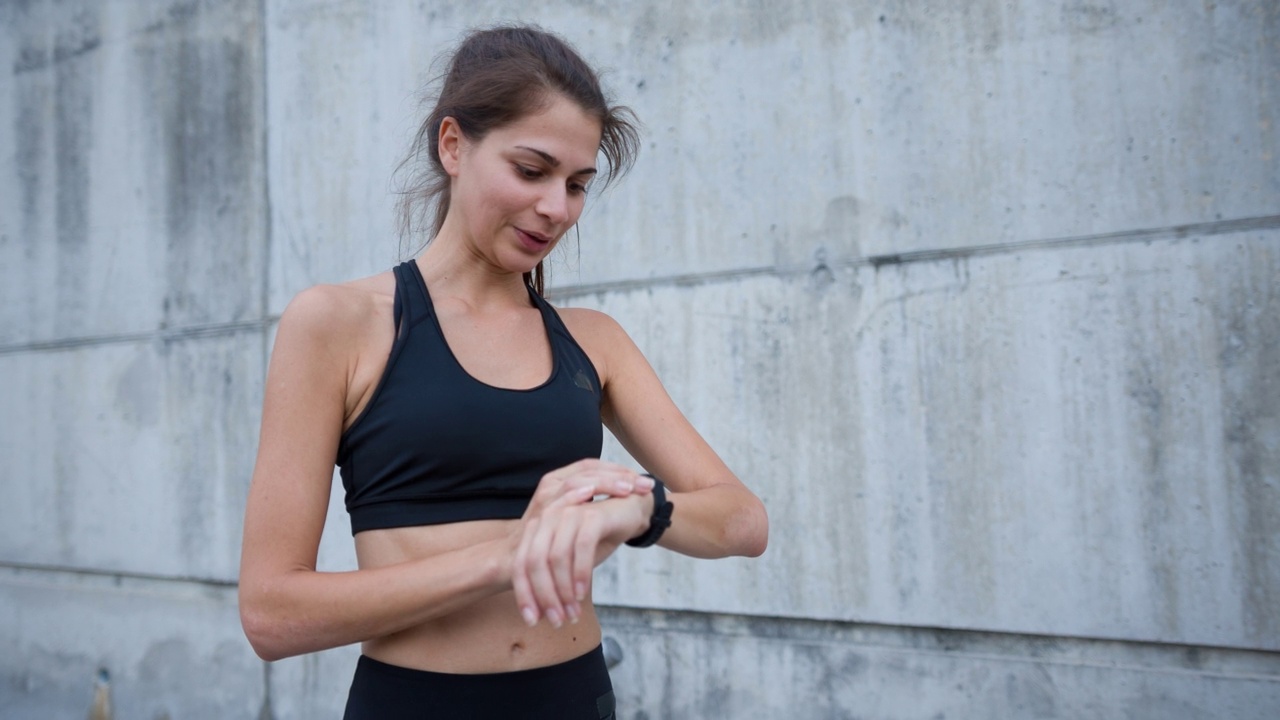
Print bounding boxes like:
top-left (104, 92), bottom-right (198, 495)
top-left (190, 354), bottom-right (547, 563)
top-left (729, 498), bottom-right (769, 558)
top-left (239, 590), bottom-right (297, 662)
top-left (241, 609), bottom-right (283, 661)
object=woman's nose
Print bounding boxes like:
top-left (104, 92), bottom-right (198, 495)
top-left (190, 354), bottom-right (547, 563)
top-left (536, 186), bottom-right (570, 224)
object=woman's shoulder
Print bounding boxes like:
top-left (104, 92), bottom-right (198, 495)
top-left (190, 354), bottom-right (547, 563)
top-left (278, 271), bottom-right (396, 344)
top-left (555, 305), bottom-right (627, 342)
top-left (554, 305), bottom-right (645, 382)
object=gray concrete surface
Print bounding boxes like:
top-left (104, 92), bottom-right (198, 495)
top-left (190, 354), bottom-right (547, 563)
top-left (597, 607), bottom-right (1280, 720)
top-left (584, 226), bottom-right (1280, 652)
top-left (2, 0), bottom-right (1278, 718)
top-left (0, 565), bottom-right (262, 720)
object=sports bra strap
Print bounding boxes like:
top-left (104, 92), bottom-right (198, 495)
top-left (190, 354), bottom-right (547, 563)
top-left (392, 273), bottom-right (405, 335)
top-left (393, 260), bottom-right (436, 330)
top-left (529, 289), bottom-right (571, 338)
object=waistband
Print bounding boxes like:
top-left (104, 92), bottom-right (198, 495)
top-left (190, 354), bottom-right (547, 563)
top-left (345, 645), bottom-right (615, 720)
top-left (357, 643), bottom-right (606, 685)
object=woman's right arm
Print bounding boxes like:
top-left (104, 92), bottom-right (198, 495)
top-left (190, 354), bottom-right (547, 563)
top-left (237, 286), bottom-right (512, 660)
top-left (238, 287), bottom-right (644, 661)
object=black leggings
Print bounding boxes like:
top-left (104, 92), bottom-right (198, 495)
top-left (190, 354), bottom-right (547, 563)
top-left (342, 645), bottom-right (616, 720)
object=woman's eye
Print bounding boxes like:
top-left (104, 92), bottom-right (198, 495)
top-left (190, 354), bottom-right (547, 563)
top-left (515, 165), bottom-right (541, 179)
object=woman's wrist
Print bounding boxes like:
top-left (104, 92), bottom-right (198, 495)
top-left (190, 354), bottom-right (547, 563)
top-left (625, 474), bottom-right (674, 548)
top-left (634, 491), bottom-right (656, 532)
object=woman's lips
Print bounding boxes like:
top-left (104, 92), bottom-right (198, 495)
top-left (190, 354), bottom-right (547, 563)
top-left (515, 228), bottom-right (551, 252)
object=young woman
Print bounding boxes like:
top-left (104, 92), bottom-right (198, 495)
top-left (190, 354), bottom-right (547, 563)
top-left (238, 25), bottom-right (768, 719)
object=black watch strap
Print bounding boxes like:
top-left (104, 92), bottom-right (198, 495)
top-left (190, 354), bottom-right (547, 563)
top-left (626, 474), bottom-right (674, 548)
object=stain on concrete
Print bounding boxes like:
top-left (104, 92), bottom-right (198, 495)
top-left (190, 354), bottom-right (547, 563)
top-left (1002, 667), bottom-right (1058, 717)
top-left (52, 9), bottom-right (97, 337)
top-left (52, 385), bottom-right (77, 561)
top-left (0, 643), bottom-right (98, 719)
top-left (1061, 1), bottom-right (1123, 35)
top-left (1217, 244), bottom-right (1280, 644)
top-left (1122, 694), bottom-right (1214, 720)
top-left (161, 38), bottom-right (255, 326)
top-left (115, 351), bottom-right (160, 428)
top-left (138, 0), bottom-right (201, 36)
top-left (14, 75), bottom-right (47, 265)
top-left (255, 661), bottom-right (275, 720)
top-left (137, 638), bottom-right (189, 687)
top-left (812, 645), bottom-right (868, 699)
top-left (166, 346), bottom-right (216, 563)
top-left (821, 195), bottom-right (862, 259)
top-left (12, 6), bottom-right (101, 75)
top-left (617, 0), bottom-right (865, 47)
top-left (1125, 357), bottom-right (1181, 634)
top-left (809, 247), bottom-right (836, 291)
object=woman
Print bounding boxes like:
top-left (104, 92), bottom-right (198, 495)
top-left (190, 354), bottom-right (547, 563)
top-left (239, 25), bottom-right (768, 719)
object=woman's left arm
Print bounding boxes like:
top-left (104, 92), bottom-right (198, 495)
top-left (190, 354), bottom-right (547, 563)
top-left (578, 309), bottom-right (769, 559)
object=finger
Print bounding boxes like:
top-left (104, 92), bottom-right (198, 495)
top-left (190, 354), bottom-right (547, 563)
top-left (572, 512), bottom-right (601, 604)
top-left (548, 509), bottom-right (583, 623)
top-left (512, 518), bottom-right (540, 627)
top-left (530, 460), bottom-right (599, 507)
top-left (527, 480), bottom-right (594, 520)
top-left (548, 483), bottom-right (597, 506)
top-left (559, 469), bottom-right (645, 499)
top-left (525, 509), bottom-right (566, 628)
top-left (531, 461), bottom-right (617, 500)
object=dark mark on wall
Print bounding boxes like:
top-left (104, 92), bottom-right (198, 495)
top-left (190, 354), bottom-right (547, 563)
top-left (15, 80), bottom-right (45, 260)
top-left (137, 25), bottom-right (257, 328)
top-left (1218, 260), bottom-right (1280, 642)
top-left (13, 35), bottom-right (101, 75)
top-left (13, 4), bottom-right (103, 76)
top-left (140, 0), bottom-right (201, 36)
top-left (54, 13), bottom-right (96, 337)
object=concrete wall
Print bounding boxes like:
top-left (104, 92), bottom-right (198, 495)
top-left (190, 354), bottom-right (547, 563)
top-left (2, 1), bottom-right (1278, 718)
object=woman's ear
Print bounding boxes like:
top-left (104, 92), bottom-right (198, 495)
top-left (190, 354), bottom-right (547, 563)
top-left (438, 117), bottom-right (464, 178)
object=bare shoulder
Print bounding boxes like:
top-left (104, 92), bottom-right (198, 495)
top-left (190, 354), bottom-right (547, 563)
top-left (270, 271), bottom-right (398, 427)
top-left (279, 272), bottom-right (395, 343)
top-left (270, 273), bottom-right (395, 384)
top-left (556, 306), bottom-right (638, 354)
top-left (556, 306), bottom-right (644, 385)
top-left (556, 306), bottom-right (625, 338)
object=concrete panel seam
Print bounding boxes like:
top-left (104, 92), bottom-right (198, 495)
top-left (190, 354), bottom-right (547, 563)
top-left (0, 559), bottom-right (238, 591)
top-left (0, 318), bottom-right (272, 356)
top-left (548, 214), bottom-right (1280, 300)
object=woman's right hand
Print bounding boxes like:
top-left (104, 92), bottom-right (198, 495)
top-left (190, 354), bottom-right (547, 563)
top-left (510, 460), bottom-right (654, 628)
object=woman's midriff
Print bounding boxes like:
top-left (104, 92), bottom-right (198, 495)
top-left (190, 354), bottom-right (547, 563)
top-left (353, 519), bottom-right (603, 674)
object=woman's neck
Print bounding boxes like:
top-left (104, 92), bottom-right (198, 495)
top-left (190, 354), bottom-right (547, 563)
top-left (415, 234), bottom-right (532, 310)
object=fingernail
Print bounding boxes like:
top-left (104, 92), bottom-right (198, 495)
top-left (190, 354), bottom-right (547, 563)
top-left (521, 607), bottom-right (538, 627)
top-left (617, 480), bottom-right (633, 493)
top-left (547, 609), bottom-right (563, 628)
top-left (635, 475), bottom-right (655, 490)
top-left (567, 603), bottom-right (581, 624)
top-left (575, 582), bottom-right (587, 601)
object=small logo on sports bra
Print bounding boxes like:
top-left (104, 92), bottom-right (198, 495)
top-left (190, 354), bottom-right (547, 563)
top-left (573, 370), bottom-right (594, 392)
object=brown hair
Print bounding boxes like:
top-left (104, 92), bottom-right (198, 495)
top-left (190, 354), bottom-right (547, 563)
top-left (397, 25), bottom-right (640, 295)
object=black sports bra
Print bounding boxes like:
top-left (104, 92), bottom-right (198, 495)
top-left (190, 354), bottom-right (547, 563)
top-left (335, 260), bottom-right (604, 534)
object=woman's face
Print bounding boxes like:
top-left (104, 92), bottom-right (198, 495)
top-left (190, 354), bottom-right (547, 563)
top-left (442, 94), bottom-right (603, 274)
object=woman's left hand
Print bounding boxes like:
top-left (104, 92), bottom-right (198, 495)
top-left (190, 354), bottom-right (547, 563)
top-left (510, 480), bottom-right (654, 628)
